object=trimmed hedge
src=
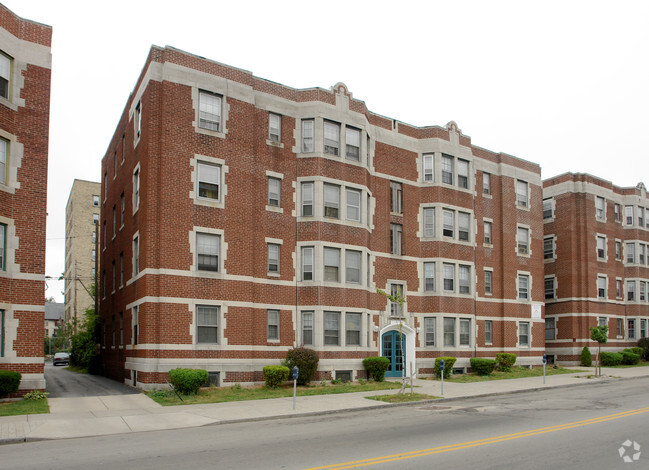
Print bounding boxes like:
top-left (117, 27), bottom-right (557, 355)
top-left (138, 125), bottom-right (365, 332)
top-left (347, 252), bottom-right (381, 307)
top-left (600, 352), bottom-right (623, 367)
top-left (470, 358), bottom-right (497, 376)
top-left (362, 356), bottom-right (390, 382)
top-left (0, 370), bottom-right (21, 396)
top-left (496, 353), bottom-right (517, 372)
top-left (168, 368), bottom-right (208, 395)
top-left (285, 347), bottom-right (319, 386)
top-left (434, 357), bottom-right (457, 379)
top-left (622, 350), bottom-right (641, 365)
top-left (627, 347), bottom-right (643, 357)
top-left (263, 365), bottom-right (290, 388)
top-left (638, 338), bottom-right (649, 361)
top-left (580, 347), bottom-right (592, 367)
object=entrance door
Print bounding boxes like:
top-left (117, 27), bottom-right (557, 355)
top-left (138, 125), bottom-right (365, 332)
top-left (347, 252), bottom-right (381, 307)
top-left (382, 331), bottom-right (405, 378)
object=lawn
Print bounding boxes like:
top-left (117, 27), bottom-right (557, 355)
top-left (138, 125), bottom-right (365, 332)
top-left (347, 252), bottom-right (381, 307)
top-left (148, 380), bottom-right (403, 406)
top-left (429, 366), bottom-right (583, 383)
top-left (367, 393), bottom-right (438, 403)
top-left (0, 399), bottom-right (49, 417)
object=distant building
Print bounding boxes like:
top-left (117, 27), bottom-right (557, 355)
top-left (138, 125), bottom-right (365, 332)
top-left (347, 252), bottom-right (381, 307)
top-left (44, 302), bottom-right (64, 338)
top-left (64, 179), bottom-right (101, 330)
top-left (0, 5), bottom-right (52, 394)
top-left (99, 46), bottom-right (545, 389)
top-left (544, 174), bottom-right (649, 363)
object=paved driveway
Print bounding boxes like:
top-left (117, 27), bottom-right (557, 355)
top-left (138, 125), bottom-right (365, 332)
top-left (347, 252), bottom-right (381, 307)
top-left (45, 363), bottom-right (140, 398)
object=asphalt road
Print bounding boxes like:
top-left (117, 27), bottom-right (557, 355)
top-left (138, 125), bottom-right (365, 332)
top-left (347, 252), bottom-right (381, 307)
top-left (45, 363), bottom-right (139, 398)
top-left (5, 377), bottom-right (649, 469)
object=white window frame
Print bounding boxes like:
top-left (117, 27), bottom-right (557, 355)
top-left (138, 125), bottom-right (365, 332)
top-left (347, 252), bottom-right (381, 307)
top-left (423, 207), bottom-right (435, 238)
top-left (267, 243), bottom-right (280, 275)
top-left (545, 276), bottom-right (555, 300)
top-left (595, 196), bottom-right (606, 220)
top-left (515, 179), bottom-right (529, 208)
top-left (346, 188), bottom-right (361, 222)
top-left (197, 162), bottom-right (221, 202)
top-left (324, 183), bottom-right (340, 219)
top-left (485, 269), bottom-right (493, 295)
top-left (345, 312), bottom-right (362, 346)
top-left (390, 181), bottom-right (403, 214)
top-left (424, 262), bottom-right (435, 292)
top-left (518, 273), bottom-right (530, 301)
top-left (485, 319), bottom-right (493, 344)
top-left (345, 126), bottom-right (361, 161)
top-left (267, 176), bottom-right (281, 208)
top-left (301, 182), bottom-right (314, 217)
top-left (441, 154), bottom-right (454, 185)
top-left (390, 223), bottom-right (402, 255)
top-left (324, 121), bottom-right (340, 156)
top-left (345, 249), bottom-right (362, 284)
top-left (198, 90), bottom-right (222, 132)
top-left (302, 119), bottom-right (314, 153)
top-left (517, 226), bottom-right (530, 256)
top-left (443, 263), bottom-right (455, 292)
top-left (424, 317), bottom-right (436, 346)
top-left (518, 321), bottom-right (530, 347)
top-left (196, 232), bottom-right (221, 273)
top-left (457, 159), bottom-right (469, 189)
top-left (458, 265), bottom-right (471, 294)
top-left (423, 154), bottom-right (434, 182)
top-left (267, 309), bottom-right (280, 341)
top-left (301, 246), bottom-right (314, 281)
top-left (132, 164), bottom-right (141, 214)
top-left (324, 311), bottom-right (340, 345)
top-left (484, 220), bottom-right (492, 245)
top-left (596, 235), bottom-right (606, 260)
top-left (268, 113), bottom-right (281, 143)
top-left (597, 275), bottom-right (607, 299)
top-left (301, 311), bottom-right (314, 346)
top-left (483, 172), bottom-right (491, 195)
top-left (324, 247), bottom-right (341, 283)
top-left (0, 52), bottom-right (11, 101)
top-left (196, 305), bottom-right (219, 344)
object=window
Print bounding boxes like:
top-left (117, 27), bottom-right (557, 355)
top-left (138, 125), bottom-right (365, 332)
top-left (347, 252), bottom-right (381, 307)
top-left (597, 276), bottom-right (606, 299)
top-left (443, 263), bottom-right (455, 292)
top-left (517, 227), bottom-right (529, 255)
top-left (120, 193), bottom-right (125, 227)
top-left (301, 311), bottom-right (313, 346)
top-left (596, 236), bottom-right (606, 259)
top-left (519, 322), bottom-right (530, 347)
top-left (616, 279), bottom-right (622, 298)
top-left (134, 101), bottom-right (142, 139)
top-left (640, 244), bottom-right (646, 265)
top-left (268, 177), bottom-right (281, 207)
top-left (545, 277), bottom-right (555, 299)
top-left (133, 167), bottom-right (140, 212)
top-left (267, 243), bottom-right (280, 274)
top-left (346, 188), bottom-right (361, 222)
top-left (390, 224), bottom-right (402, 255)
top-left (516, 180), bottom-right (528, 208)
top-left (545, 318), bottom-right (556, 340)
top-left (458, 212), bottom-right (470, 242)
top-left (0, 139), bottom-right (6, 186)
top-left (103, 172), bottom-right (107, 201)
top-left (598, 317), bottom-right (607, 327)
top-left (346, 313), bottom-right (361, 346)
top-left (627, 280), bottom-right (636, 301)
top-left (484, 221), bottom-right (492, 245)
top-left (441, 155), bottom-right (454, 184)
top-left (345, 127), bottom-right (361, 161)
top-left (302, 120), bottom-right (314, 152)
top-left (390, 284), bottom-right (404, 316)
top-left (544, 237), bottom-right (554, 260)
top-left (443, 210), bottom-right (454, 237)
top-left (424, 317), bottom-right (436, 346)
top-left (198, 162), bottom-right (221, 200)
top-left (112, 206), bottom-right (116, 238)
top-left (196, 233), bottom-right (220, 272)
top-left (111, 261), bottom-right (116, 292)
top-left (485, 271), bottom-right (493, 295)
top-left (627, 242), bottom-right (635, 264)
top-left (132, 236), bottom-right (139, 275)
top-left (424, 262), bottom-right (435, 292)
top-left (617, 318), bottom-right (623, 337)
top-left (518, 274), bottom-right (529, 300)
top-left (323, 247), bottom-right (340, 282)
top-left (639, 207), bottom-right (645, 227)
top-left (625, 205), bottom-right (634, 225)
top-left (640, 281), bottom-right (646, 302)
top-left (457, 159), bottom-right (469, 189)
top-left (642, 319), bottom-right (647, 339)
top-left (102, 270), bottom-right (106, 298)
top-left (197, 305), bottom-right (218, 343)
top-left (92, 195), bottom-right (100, 206)
top-left (0, 52), bottom-right (10, 100)
top-left (301, 246), bottom-right (314, 281)
top-left (459, 319), bottom-right (470, 346)
top-left (485, 320), bottom-right (493, 344)
top-left (423, 208), bottom-right (435, 238)
top-left (483, 172), bottom-right (491, 195)
top-left (616, 241), bottom-right (621, 260)
top-left (345, 250), bottom-right (361, 284)
top-left (119, 253), bottom-right (124, 287)
top-left (390, 182), bottom-right (403, 214)
top-left (0, 223), bottom-right (5, 270)
top-left (323, 184), bottom-right (340, 218)
top-left (267, 310), bottom-right (280, 341)
top-left (459, 265), bottom-right (471, 294)
top-left (132, 306), bottom-right (138, 345)
top-left (93, 213), bottom-right (99, 224)
top-left (324, 311), bottom-right (340, 345)
top-left (543, 198), bottom-right (553, 220)
top-left (443, 317), bottom-right (455, 346)
top-left (595, 196), bottom-right (605, 220)
top-left (301, 182), bottom-right (313, 216)
top-left (423, 154), bottom-right (434, 182)
top-left (628, 319), bottom-right (636, 339)
top-left (198, 91), bottom-right (222, 132)
top-left (324, 121), bottom-right (340, 156)
top-left (614, 204), bottom-right (621, 222)
top-left (269, 113), bottom-right (281, 142)
top-left (119, 312), bottom-right (123, 345)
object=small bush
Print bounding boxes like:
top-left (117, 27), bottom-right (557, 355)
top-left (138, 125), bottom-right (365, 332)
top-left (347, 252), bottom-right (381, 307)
top-left (285, 347), bottom-right (319, 386)
top-left (638, 338), bottom-right (649, 360)
top-left (263, 365), bottom-right (289, 388)
top-left (600, 352), bottom-right (623, 367)
top-left (23, 390), bottom-right (49, 400)
top-left (470, 358), bottom-right (497, 376)
top-left (580, 347), bottom-right (592, 367)
top-left (0, 370), bottom-right (21, 396)
top-left (621, 351), bottom-right (641, 365)
top-left (168, 368), bottom-right (208, 395)
top-left (362, 356), bottom-right (390, 382)
top-left (434, 357), bottom-right (457, 379)
top-left (626, 347), bottom-right (643, 357)
top-left (496, 353), bottom-right (517, 372)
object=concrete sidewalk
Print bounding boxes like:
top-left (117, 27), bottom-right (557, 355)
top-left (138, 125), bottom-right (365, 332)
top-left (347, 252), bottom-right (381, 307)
top-left (2, 366), bottom-right (648, 445)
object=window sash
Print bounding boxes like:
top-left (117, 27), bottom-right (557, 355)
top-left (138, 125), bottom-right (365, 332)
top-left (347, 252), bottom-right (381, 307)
top-left (516, 180), bottom-right (528, 207)
top-left (597, 237), bottom-right (605, 259)
top-left (483, 172), bottom-right (490, 194)
top-left (484, 221), bottom-right (492, 244)
top-left (302, 120), bottom-right (314, 152)
top-left (458, 213), bottom-right (470, 241)
top-left (544, 238), bottom-right (554, 259)
top-left (443, 264), bottom-right (455, 292)
top-left (443, 210), bottom-right (454, 237)
top-left (267, 244), bottom-right (280, 273)
top-left (301, 247), bottom-right (313, 281)
top-left (199, 91), bottom-right (222, 132)
top-left (269, 113), bottom-right (281, 142)
top-left (424, 262), bottom-right (435, 292)
top-left (424, 317), bottom-right (435, 346)
top-left (595, 197), bottom-right (605, 219)
top-left (423, 154), bottom-right (434, 182)
top-left (545, 277), bottom-right (555, 299)
top-left (301, 182), bottom-right (313, 216)
top-left (197, 305), bottom-right (218, 343)
top-left (519, 322), bottom-right (530, 346)
top-left (485, 271), bottom-right (492, 294)
top-left (345, 313), bottom-right (361, 346)
top-left (324, 247), bottom-right (340, 282)
top-left (197, 233), bottom-right (219, 272)
top-left (324, 311), bottom-right (340, 345)
top-left (390, 284), bottom-right (403, 316)
top-left (459, 319), bottom-right (470, 346)
top-left (0, 139), bottom-right (6, 185)
top-left (345, 250), bottom-right (362, 284)
top-left (545, 318), bottom-right (556, 340)
top-left (390, 182), bottom-right (402, 214)
top-left (441, 155), bottom-right (454, 184)
top-left (485, 320), bottom-right (493, 343)
top-left (324, 184), bottom-right (340, 218)
top-left (198, 163), bottom-right (220, 200)
top-left (458, 265), bottom-right (470, 294)
top-left (346, 189), bottom-right (361, 222)
top-left (423, 208), bottom-right (435, 237)
top-left (443, 317), bottom-right (455, 346)
top-left (597, 277), bottom-right (606, 298)
top-left (267, 310), bottom-right (280, 340)
top-left (457, 159), bottom-right (469, 188)
top-left (268, 177), bottom-right (281, 207)
top-left (517, 227), bottom-right (529, 254)
top-left (518, 275), bottom-right (529, 300)
top-left (345, 127), bottom-right (361, 160)
top-left (324, 121), bottom-right (340, 155)
top-left (0, 53), bottom-right (9, 99)
top-left (301, 311), bottom-right (313, 345)
top-left (390, 224), bottom-right (402, 255)
top-left (543, 198), bottom-right (553, 219)
top-left (0, 223), bottom-right (5, 270)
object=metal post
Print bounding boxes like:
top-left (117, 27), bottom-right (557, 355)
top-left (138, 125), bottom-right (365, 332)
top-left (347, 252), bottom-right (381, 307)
top-left (293, 377), bottom-right (296, 410)
top-left (440, 359), bottom-right (445, 396)
top-left (543, 353), bottom-right (547, 384)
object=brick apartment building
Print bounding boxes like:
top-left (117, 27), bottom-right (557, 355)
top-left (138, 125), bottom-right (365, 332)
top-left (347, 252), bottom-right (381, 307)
top-left (64, 179), bottom-right (101, 331)
top-left (544, 173), bottom-right (649, 363)
top-left (99, 46), bottom-right (545, 389)
top-left (0, 4), bottom-right (52, 394)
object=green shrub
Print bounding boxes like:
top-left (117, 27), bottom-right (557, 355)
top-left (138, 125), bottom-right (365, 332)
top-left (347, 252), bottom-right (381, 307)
top-left (470, 358), bottom-right (497, 376)
top-left (496, 353), bottom-right (517, 372)
top-left (580, 347), bottom-right (592, 367)
top-left (23, 390), bottom-right (49, 400)
top-left (434, 357), bottom-right (457, 379)
top-left (0, 370), bottom-right (21, 396)
top-left (621, 351), bottom-right (641, 365)
top-left (285, 347), bottom-right (319, 386)
top-left (362, 356), bottom-right (390, 382)
top-left (263, 365), bottom-right (289, 388)
top-left (638, 338), bottom-right (649, 360)
top-left (600, 352), bottom-right (623, 367)
top-left (626, 347), bottom-right (643, 357)
top-left (168, 368), bottom-right (208, 395)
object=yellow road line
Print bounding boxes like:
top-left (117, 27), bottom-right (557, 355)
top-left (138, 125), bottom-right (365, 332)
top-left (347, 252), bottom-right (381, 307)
top-left (306, 406), bottom-right (649, 470)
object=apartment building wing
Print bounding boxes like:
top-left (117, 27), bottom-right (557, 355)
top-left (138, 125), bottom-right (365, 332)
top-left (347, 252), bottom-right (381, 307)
top-left (0, 5), bottom-right (52, 394)
top-left (99, 46), bottom-right (545, 389)
top-left (543, 173), bottom-right (649, 364)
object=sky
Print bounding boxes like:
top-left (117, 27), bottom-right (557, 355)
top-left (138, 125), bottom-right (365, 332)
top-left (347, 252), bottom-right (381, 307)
top-left (7, 0), bottom-right (649, 302)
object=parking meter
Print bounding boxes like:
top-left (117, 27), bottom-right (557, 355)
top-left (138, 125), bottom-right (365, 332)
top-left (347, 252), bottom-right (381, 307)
top-left (292, 366), bottom-right (299, 381)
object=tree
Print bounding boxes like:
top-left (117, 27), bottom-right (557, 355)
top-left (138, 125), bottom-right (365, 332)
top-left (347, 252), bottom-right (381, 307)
top-left (376, 288), bottom-right (409, 394)
top-left (69, 283), bottom-right (101, 374)
top-left (590, 325), bottom-right (608, 377)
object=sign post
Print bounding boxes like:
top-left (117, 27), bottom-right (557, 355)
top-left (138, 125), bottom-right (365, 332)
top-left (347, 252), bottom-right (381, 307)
top-left (440, 359), bottom-right (445, 396)
top-left (542, 353), bottom-right (547, 384)
top-left (292, 366), bottom-right (299, 410)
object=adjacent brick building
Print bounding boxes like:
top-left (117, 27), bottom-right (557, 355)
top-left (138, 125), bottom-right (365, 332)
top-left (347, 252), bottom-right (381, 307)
top-left (100, 46), bottom-right (545, 389)
top-left (0, 4), bottom-right (52, 394)
top-left (543, 174), bottom-right (649, 363)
